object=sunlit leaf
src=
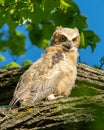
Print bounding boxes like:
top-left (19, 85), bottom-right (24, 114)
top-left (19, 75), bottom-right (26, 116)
top-left (0, 0), bottom-right (100, 66)
top-left (80, 32), bottom-right (85, 48)
top-left (40, 39), bottom-right (49, 49)
top-left (22, 60), bottom-right (32, 67)
top-left (3, 62), bottom-right (20, 69)
top-left (60, 0), bottom-right (70, 8)
top-left (0, 55), bottom-right (5, 61)
top-left (0, 0), bottom-right (5, 4)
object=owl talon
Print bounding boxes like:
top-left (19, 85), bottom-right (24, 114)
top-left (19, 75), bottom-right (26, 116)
top-left (47, 94), bottom-right (56, 100)
top-left (47, 94), bottom-right (63, 101)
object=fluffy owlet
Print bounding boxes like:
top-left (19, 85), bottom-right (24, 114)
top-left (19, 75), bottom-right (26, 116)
top-left (9, 26), bottom-right (80, 108)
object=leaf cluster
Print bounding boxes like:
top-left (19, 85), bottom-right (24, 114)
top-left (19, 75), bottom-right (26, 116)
top-left (0, 0), bottom-right (100, 66)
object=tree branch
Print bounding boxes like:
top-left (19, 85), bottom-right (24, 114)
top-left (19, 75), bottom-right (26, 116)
top-left (0, 63), bottom-right (104, 130)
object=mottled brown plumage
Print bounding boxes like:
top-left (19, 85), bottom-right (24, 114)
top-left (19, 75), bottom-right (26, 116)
top-left (9, 26), bottom-right (80, 108)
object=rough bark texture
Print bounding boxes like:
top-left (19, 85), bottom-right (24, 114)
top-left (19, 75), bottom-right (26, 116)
top-left (0, 63), bottom-right (104, 130)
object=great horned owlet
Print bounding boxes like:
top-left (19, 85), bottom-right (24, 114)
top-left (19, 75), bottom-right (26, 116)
top-left (9, 26), bottom-right (80, 108)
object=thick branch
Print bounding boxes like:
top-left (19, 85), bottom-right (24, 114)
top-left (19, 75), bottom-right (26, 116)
top-left (0, 63), bottom-right (104, 105)
top-left (77, 63), bottom-right (104, 89)
top-left (0, 94), bottom-right (104, 130)
top-left (0, 63), bottom-right (104, 130)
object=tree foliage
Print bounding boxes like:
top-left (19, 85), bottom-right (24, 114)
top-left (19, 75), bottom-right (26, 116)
top-left (0, 0), bottom-right (100, 66)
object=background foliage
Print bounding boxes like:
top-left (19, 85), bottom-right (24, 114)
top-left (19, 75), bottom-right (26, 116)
top-left (0, 0), bottom-right (100, 68)
top-left (0, 1), bottom-right (103, 129)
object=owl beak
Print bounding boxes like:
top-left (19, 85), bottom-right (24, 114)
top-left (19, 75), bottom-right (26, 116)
top-left (62, 41), bottom-right (72, 50)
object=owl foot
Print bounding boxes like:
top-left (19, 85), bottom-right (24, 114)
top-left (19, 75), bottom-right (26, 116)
top-left (47, 94), bottom-right (63, 101)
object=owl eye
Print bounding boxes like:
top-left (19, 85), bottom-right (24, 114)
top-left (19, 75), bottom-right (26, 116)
top-left (59, 36), bottom-right (67, 42)
top-left (73, 37), bottom-right (77, 42)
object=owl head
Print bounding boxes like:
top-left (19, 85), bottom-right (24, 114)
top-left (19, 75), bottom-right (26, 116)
top-left (51, 26), bottom-right (80, 51)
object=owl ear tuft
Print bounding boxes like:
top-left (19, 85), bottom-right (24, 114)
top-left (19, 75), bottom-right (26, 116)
top-left (74, 27), bottom-right (79, 34)
top-left (56, 26), bottom-right (63, 30)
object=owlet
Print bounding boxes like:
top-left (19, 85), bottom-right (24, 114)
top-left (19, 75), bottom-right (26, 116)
top-left (9, 26), bottom-right (80, 108)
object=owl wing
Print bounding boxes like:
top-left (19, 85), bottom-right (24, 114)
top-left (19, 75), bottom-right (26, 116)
top-left (9, 50), bottom-right (63, 107)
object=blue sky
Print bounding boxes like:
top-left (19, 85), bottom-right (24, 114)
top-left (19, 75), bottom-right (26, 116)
top-left (0, 0), bottom-right (104, 68)
top-left (76, 0), bottom-right (104, 67)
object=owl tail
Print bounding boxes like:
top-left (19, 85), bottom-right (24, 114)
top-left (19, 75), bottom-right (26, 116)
top-left (9, 97), bottom-right (18, 109)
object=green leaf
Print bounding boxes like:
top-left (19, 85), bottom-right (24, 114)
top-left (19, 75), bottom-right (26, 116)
top-left (40, 39), bottom-right (49, 49)
top-left (0, 0), bottom-right (100, 63)
top-left (70, 14), bottom-right (88, 31)
top-left (31, 4), bottom-right (44, 24)
top-left (0, 41), bottom-right (8, 51)
top-left (60, 0), bottom-right (72, 13)
top-left (8, 31), bottom-right (26, 56)
top-left (0, 55), bottom-right (5, 61)
top-left (84, 30), bottom-right (100, 43)
top-left (80, 32), bottom-right (86, 48)
top-left (59, 0), bottom-right (80, 14)
top-left (0, 0), bottom-right (5, 4)
top-left (60, 0), bottom-right (70, 8)
top-left (83, 30), bottom-right (100, 52)
top-left (52, 9), bottom-right (73, 26)
top-left (28, 24), bottom-right (43, 47)
top-left (90, 43), bottom-right (96, 52)
top-left (42, 24), bottom-right (55, 39)
top-left (22, 60), bottom-right (32, 67)
top-left (42, 0), bottom-right (60, 12)
top-left (3, 62), bottom-right (20, 69)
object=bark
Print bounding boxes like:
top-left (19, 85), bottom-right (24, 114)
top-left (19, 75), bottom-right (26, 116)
top-left (0, 63), bottom-right (104, 130)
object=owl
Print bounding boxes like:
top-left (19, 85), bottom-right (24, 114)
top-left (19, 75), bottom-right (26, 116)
top-left (9, 26), bottom-right (80, 108)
